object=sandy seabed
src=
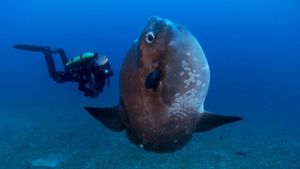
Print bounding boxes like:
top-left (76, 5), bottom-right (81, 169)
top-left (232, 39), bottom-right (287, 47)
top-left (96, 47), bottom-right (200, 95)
top-left (1, 109), bottom-right (299, 169)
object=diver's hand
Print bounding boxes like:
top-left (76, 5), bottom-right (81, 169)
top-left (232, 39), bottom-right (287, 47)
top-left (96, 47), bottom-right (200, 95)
top-left (89, 91), bottom-right (99, 98)
top-left (84, 89), bottom-right (100, 98)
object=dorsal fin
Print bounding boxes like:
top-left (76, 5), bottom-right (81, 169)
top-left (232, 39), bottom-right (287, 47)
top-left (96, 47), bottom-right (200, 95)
top-left (196, 112), bottom-right (242, 132)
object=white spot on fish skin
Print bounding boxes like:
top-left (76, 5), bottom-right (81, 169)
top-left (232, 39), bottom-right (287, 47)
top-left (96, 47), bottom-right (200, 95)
top-left (139, 144), bottom-right (144, 148)
top-left (181, 60), bottom-right (201, 88)
top-left (181, 60), bottom-right (188, 67)
top-left (202, 83), bottom-right (206, 88)
top-left (186, 51), bottom-right (191, 56)
top-left (184, 72), bottom-right (200, 88)
top-left (184, 67), bottom-right (191, 71)
top-left (180, 71), bottom-right (184, 76)
top-left (175, 93), bottom-right (180, 97)
top-left (156, 17), bottom-right (163, 21)
top-left (149, 23), bottom-right (155, 29)
top-left (166, 64), bottom-right (169, 69)
top-left (168, 40), bottom-right (175, 46)
top-left (196, 80), bottom-right (202, 86)
top-left (169, 89), bottom-right (202, 116)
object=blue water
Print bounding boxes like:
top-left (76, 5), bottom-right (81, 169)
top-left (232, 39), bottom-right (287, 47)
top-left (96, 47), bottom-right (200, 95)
top-left (1, 0), bottom-right (299, 168)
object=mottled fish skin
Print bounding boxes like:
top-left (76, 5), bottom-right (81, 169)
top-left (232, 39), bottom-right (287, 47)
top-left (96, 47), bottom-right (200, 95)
top-left (120, 16), bottom-right (210, 152)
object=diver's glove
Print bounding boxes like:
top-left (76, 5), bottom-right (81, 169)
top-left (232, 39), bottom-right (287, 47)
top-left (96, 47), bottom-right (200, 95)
top-left (84, 84), bottom-right (102, 98)
top-left (84, 89), bottom-right (99, 98)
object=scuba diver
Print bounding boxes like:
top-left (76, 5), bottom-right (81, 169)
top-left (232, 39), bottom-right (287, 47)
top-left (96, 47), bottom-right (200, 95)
top-left (14, 44), bottom-right (113, 98)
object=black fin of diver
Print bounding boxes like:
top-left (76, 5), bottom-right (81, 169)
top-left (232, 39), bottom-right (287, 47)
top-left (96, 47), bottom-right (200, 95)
top-left (14, 44), bottom-right (50, 52)
top-left (195, 112), bottom-right (242, 132)
top-left (144, 69), bottom-right (161, 91)
top-left (85, 106), bottom-right (125, 132)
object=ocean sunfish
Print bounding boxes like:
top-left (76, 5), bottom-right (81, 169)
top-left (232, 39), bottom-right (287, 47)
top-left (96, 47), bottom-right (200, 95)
top-left (85, 16), bottom-right (242, 153)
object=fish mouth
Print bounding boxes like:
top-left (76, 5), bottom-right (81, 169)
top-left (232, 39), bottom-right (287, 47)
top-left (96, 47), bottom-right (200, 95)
top-left (144, 69), bottom-right (161, 91)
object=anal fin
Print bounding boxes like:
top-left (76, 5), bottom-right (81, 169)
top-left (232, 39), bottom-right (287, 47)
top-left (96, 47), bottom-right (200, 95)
top-left (196, 112), bottom-right (242, 132)
top-left (85, 106), bottom-right (125, 132)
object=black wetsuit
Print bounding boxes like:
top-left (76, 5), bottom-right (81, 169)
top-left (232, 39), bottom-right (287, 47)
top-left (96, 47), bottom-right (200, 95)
top-left (44, 48), bottom-right (113, 97)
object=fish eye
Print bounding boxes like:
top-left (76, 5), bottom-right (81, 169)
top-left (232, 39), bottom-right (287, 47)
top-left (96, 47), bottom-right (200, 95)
top-left (145, 32), bottom-right (155, 44)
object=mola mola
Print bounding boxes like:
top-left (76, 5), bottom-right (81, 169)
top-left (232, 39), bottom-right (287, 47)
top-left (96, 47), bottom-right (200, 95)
top-left (85, 16), bottom-right (242, 153)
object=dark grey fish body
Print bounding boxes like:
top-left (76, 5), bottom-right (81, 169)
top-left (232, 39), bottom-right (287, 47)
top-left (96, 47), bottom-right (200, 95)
top-left (85, 16), bottom-right (241, 153)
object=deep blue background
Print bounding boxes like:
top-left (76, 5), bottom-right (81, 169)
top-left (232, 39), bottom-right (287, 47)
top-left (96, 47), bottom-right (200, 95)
top-left (0, 0), bottom-right (299, 129)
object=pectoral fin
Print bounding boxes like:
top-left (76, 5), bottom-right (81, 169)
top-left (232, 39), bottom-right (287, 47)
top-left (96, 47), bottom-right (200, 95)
top-left (196, 112), bottom-right (242, 132)
top-left (144, 69), bottom-right (161, 91)
top-left (85, 106), bottom-right (125, 132)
